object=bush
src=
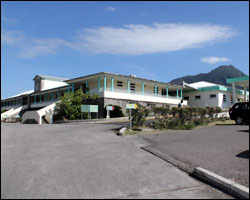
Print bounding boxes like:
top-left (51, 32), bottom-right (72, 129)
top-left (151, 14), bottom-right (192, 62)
top-left (104, 105), bottom-right (125, 118)
top-left (54, 90), bottom-right (98, 120)
top-left (152, 118), bottom-right (170, 130)
top-left (131, 103), bottom-right (149, 128)
top-left (151, 105), bottom-right (170, 119)
top-left (184, 121), bottom-right (196, 130)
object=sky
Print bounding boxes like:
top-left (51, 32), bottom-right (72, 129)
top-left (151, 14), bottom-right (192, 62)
top-left (1, 1), bottom-right (249, 99)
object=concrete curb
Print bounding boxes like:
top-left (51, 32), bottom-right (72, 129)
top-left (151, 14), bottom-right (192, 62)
top-left (55, 117), bottom-right (129, 124)
top-left (192, 167), bottom-right (249, 199)
top-left (141, 146), bottom-right (249, 199)
top-left (117, 127), bottom-right (127, 136)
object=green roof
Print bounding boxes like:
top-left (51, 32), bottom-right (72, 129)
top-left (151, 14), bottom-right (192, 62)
top-left (226, 76), bottom-right (249, 83)
top-left (33, 75), bottom-right (68, 82)
top-left (184, 85), bottom-right (249, 95)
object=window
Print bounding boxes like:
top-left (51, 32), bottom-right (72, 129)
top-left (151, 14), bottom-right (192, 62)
top-left (195, 95), bottom-right (201, 99)
top-left (210, 94), bottom-right (216, 98)
top-left (241, 103), bottom-right (249, 110)
top-left (162, 89), bottom-right (166, 96)
top-left (223, 94), bottom-right (227, 102)
top-left (184, 96), bottom-right (189, 100)
top-left (117, 81), bottom-right (123, 87)
top-left (130, 83), bottom-right (136, 91)
top-left (230, 96), bottom-right (234, 104)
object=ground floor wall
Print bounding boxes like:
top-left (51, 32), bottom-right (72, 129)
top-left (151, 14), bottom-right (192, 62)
top-left (84, 97), bottom-right (180, 118)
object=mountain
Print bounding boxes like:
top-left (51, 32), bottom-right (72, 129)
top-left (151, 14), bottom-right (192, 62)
top-left (169, 65), bottom-right (248, 87)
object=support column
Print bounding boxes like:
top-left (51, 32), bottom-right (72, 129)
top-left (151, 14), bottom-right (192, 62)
top-left (111, 77), bottom-right (114, 92)
top-left (86, 80), bottom-right (88, 88)
top-left (34, 96), bottom-right (36, 104)
top-left (180, 88), bottom-right (183, 99)
top-left (166, 87), bottom-right (168, 98)
top-left (57, 89), bottom-right (60, 99)
top-left (104, 76), bottom-right (106, 91)
top-left (72, 83), bottom-right (75, 93)
top-left (39, 94), bottom-right (42, 103)
top-left (176, 88), bottom-right (179, 99)
top-left (50, 92), bottom-right (53, 101)
top-left (85, 80), bottom-right (88, 93)
top-left (141, 82), bottom-right (144, 95)
top-left (68, 84), bottom-right (71, 93)
top-left (98, 77), bottom-right (100, 92)
top-left (154, 84), bottom-right (157, 96)
top-left (232, 83), bottom-right (236, 103)
top-left (244, 85), bottom-right (247, 102)
top-left (127, 80), bottom-right (130, 93)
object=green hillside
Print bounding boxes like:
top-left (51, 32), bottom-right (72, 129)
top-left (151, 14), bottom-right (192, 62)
top-left (169, 65), bottom-right (248, 87)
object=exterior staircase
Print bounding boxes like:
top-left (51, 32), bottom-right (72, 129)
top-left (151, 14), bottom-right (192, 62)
top-left (22, 102), bottom-right (57, 124)
top-left (1, 105), bottom-right (28, 121)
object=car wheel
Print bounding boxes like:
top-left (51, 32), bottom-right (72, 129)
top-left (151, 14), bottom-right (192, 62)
top-left (235, 116), bottom-right (243, 125)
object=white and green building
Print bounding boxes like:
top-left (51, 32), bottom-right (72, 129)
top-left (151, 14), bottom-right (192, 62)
top-left (1, 72), bottom-right (186, 123)
top-left (183, 77), bottom-right (249, 109)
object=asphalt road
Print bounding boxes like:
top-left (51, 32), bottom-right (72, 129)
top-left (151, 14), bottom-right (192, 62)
top-left (1, 122), bottom-right (231, 199)
top-left (127, 124), bottom-right (249, 188)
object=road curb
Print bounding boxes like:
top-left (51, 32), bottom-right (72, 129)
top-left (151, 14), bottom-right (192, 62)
top-left (192, 167), bottom-right (249, 199)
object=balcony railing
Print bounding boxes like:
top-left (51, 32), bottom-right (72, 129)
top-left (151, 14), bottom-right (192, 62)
top-left (89, 87), bottom-right (180, 99)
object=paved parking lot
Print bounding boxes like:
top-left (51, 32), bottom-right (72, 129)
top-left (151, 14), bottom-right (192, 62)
top-left (1, 123), bottom-right (231, 199)
top-left (127, 124), bottom-right (249, 188)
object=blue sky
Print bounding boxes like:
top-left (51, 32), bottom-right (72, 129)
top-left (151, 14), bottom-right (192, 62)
top-left (1, 1), bottom-right (249, 98)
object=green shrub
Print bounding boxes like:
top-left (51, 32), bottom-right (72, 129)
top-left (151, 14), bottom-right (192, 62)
top-left (131, 103), bottom-right (149, 128)
top-left (151, 105), bottom-right (170, 119)
top-left (104, 104), bottom-right (125, 118)
top-left (54, 90), bottom-right (98, 120)
top-left (152, 118), bottom-right (170, 130)
top-left (184, 121), bottom-right (196, 130)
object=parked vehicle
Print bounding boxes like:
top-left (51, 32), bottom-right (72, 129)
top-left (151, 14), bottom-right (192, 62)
top-left (229, 102), bottom-right (249, 125)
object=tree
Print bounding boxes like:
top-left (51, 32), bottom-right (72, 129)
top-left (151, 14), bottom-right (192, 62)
top-left (54, 90), bottom-right (98, 120)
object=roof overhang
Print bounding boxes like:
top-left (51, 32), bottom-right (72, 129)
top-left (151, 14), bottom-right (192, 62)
top-left (226, 76), bottom-right (249, 87)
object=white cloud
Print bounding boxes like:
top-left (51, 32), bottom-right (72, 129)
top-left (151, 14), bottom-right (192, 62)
top-left (2, 17), bottom-right (19, 24)
top-left (1, 31), bottom-right (71, 58)
top-left (1, 23), bottom-right (237, 58)
top-left (105, 7), bottom-right (116, 12)
top-left (1, 31), bottom-right (24, 45)
top-left (77, 23), bottom-right (236, 55)
top-left (18, 38), bottom-right (72, 58)
top-left (200, 57), bottom-right (231, 64)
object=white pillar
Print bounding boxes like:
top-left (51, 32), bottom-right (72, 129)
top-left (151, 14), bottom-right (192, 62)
top-left (232, 82), bottom-right (236, 103)
top-left (244, 85), bottom-right (247, 102)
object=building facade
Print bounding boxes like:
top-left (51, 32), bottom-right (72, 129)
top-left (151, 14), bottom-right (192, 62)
top-left (183, 81), bottom-right (249, 109)
top-left (1, 72), bottom-right (186, 122)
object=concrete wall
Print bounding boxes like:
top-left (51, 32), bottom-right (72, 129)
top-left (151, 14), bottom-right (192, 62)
top-left (183, 90), bottom-right (247, 109)
top-left (184, 91), bottom-right (221, 108)
top-left (22, 111), bottom-right (40, 124)
top-left (41, 80), bottom-right (67, 91)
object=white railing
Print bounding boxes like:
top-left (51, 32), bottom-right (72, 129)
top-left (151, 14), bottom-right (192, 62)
top-left (104, 87), bottom-right (179, 100)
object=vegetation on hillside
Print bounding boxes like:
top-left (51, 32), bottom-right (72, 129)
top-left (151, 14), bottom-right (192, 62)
top-left (170, 65), bottom-right (247, 88)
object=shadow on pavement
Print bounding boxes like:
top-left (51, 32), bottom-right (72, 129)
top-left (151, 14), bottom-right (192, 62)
top-left (238, 130), bottom-right (249, 133)
top-left (236, 150), bottom-right (249, 159)
top-left (215, 124), bottom-right (236, 126)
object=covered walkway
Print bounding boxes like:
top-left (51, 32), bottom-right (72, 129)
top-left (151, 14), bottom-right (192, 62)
top-left (227, 76), bottom-right (249, 103)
